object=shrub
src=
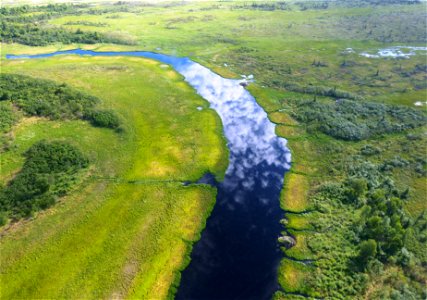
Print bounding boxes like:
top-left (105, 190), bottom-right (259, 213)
top-left (0, 140), bottom-right (88, 221)
top-left (357, 239), bottom-right (377, 268)
top-left (0, 4), bottom-right (134, 46)
top-left (23, 140), bottom-right (89, 173)
top-left (0, 101), bottom-right (17, 133)
top-left (289, 98), bottom-right (426, 141)
top-left (86, 109), bottom-right (121, 129)
top-left (344, 177), bottom-right (368, 205)
top-left (360, 144), bottom-right (381, 156)
top-left (0, 73), bottom-right (99, 119)
top-left (0, 74), bottom-right (121, 130)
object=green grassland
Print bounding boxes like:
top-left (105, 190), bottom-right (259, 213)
top-left (0, 53), bottom-right (228, 299)
top-left (1, 1), bottom-right (427, 299)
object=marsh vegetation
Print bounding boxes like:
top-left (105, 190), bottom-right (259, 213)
top-left (0, 0), bottom-right (426, 299)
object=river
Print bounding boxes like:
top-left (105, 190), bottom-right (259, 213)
top-left (7, 49), bottom-right (291, 300)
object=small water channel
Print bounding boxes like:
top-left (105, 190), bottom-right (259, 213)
top-left (7, 49), bottom-right (291, 300)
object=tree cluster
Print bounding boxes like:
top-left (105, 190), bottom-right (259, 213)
top-left (0, 74), bottom-right (121, 130)
top-left (0, 4), bottom-right (132, 46)
top-left (280, 82), bottom-right (362, 100)
top-left (289, 99), bottom-right (426, 141)
top-left (0, 101), bottom-right (17, 134)
top-left (0, 21), bottom-right (122, 46)
top-left (0, 141), bottom-right (88, 222)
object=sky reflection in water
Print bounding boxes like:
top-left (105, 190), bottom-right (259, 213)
top-left (176, 58), bottom-right (291, 300)
top-left (7, 49), bottom-right (291, 300)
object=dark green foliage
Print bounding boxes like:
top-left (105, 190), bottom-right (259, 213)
top-left (23, 140), bottom-right (89, 173)
top-left (0, 73), bottom-right (98, 119)
top-left (281, 83), bottom-right (361, 100)
top-left (290, 99), bottom-right (426, 141)
top-left (0, 73), bottom-right (120, 129)
top-left (0, 211), bottom-right (7, 226)
top-left (404, 213), bottom-right (427, 264)
top-left (355, 185), bottom-right (409, 258)
top-left (86, 109), bottom-right (121, 129)
top-left (357, 239), bottom-right (377, 268)
top-left (0, 101), bottom-right (18, 133)
top-left (64, 21), bottom-right (108, 27)
top-left (305, 151), bottom-right (425, 298)
top-left (344, 177), bottom-right (368, 205)
top-left (0, 4), bottom-right (132, 46)
top-left (0, 140), bottom-right (88, 220)
top-left (0, 21), bottom-right (119, 46)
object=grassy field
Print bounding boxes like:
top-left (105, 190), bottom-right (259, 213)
top-left (1, 1), bottom-right (426, 299)
top-left (0, 51), bottom-right (228, 299)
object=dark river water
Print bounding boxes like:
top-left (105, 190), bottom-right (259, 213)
top-left (7, 49), bottom-right (291, 300)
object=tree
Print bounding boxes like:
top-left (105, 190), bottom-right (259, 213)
top-left (357, 239), bottom-right (377, 268)
top-left (344, 177), bottom-right (368, 205)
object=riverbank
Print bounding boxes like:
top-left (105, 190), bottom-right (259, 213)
top-left (0, 52), bottom-right (228, 299)
top-left (247, 86), bottom-right (317, 298)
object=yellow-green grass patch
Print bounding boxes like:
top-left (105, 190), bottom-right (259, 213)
top-left (285, 230), bottom-right (316, 261)
top-left (248, 84), bottom-right (287, 112)
top-left (286, 213), bottom-right (315, 231)
top-left (281, 173), bottom-right (310, 213)
top-left (269, 112), bottom-right (299, 126)
top-left (275, 125), bottom-right (306, 139)
top-left (277, 258), bottom-right (315, 295)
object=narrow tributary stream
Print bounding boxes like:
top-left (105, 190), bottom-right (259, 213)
top-left (7, 49), bottom-right (291, 300)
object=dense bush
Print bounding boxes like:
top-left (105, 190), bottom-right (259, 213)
top-left (24, 140), bottom-right (89, 173)
top-left (357, 239), bottom-right (377, 268)
top-left (0, 101), bottom-right (17, 133)
top-left (340, 162), bottom-right (415, 260)
top-left (281, 82), bottom-right (362, 100)
top-left (0, 140), bottom-right (88, 220)
top-left (289, 99), bottom-right (426, 141)
top-left (0, 4), bottom-right (133, 46)
top-left (0, 73), bottom-right (121, 129)
top-left (86, 109), bottom-right (121, 129)
top-left (360, 191), bottom-right (408, 257)
top-left (0, 21), bottom-right (121, 46)
top-left (1, 73), bottom-right (99, 119)
top-left (304, 149), bottom-right (427, 298)
top-left (343, 177), bottom-right (368, 205)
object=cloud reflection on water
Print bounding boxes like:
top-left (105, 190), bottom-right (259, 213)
top-left (178, 62), bottom-right (290, 193)
top-left (175, 59), bottom-right (291, 299)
